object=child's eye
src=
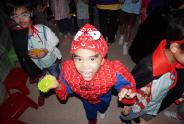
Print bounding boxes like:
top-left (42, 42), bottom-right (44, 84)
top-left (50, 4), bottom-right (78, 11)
top-left (11, 15), bottom-right (19, 19)
top-left (22, 13), bottom-right (30, 18)
top-left (74, 57), bottom-right (82, 62)
top-left (10, 13), bottom-right (30, 20)
top-left (90, 57), bottom-right (96, 61)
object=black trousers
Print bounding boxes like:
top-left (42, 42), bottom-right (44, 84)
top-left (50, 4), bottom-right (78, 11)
top-left (97, 9), bottom-right (120, 43)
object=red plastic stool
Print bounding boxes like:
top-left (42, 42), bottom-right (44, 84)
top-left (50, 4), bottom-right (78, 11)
top-left (0, 92), bottom-right (38, 120)
top-left (3, 68), bottom-right (30, 95)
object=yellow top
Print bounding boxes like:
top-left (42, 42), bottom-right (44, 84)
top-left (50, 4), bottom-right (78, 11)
top-left (96, 4), bottom-right (121, 10)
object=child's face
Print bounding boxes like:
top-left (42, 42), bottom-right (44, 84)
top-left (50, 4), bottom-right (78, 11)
top-left (73, 49), bottom-right (104, 81)
top-left (171, 43), bottom-right (184, 65)
top-left (11, 7), bottom-right (32, 28)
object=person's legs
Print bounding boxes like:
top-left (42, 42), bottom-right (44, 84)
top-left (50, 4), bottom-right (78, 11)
top-left (125, 25), bottom-right (132, 43)
top-left (82, 100), bottom-right (110, 124)
top-left (96, 101), bottom-right (109, 119)
top-left (118, 24), bottom-right (126, 45)
top-left (164, 100), bottom-right (184, 120)
top-left (77, 19), bottom-right (89, 28)
top-left (121, 24), bottom-right (128, 55)
top-left (58, 18), bottom-right (72, 42)
top-left (123, 14), bottom-right (137, 55)
top-left (57, 18), bottom-right (72, 35)
top-left (64, 18), bottom-right (73, 34)
top-left (118, 11), bottom-right (129, 45)
top-left (22, 59), bottom-right (45, 106)
top-left (97, 9), bottom-right (108, 41)
top-left (140, 114), bottom-right (155, 121)
top-left (120, 109), bottom-right (148, 121)
top-left (47, 59), bottom-right (61, 79)
top-left (178, 100), bottom-right (184, 119)
top-left (96, 101), bottom-right (109, 114)
top-left (122, 24), bottom-right (130, 55)
top-left (77, 19), bottom-right (83, 28)
top-left (125, 14), bottom-right (137, 44)
top-left (107, 10), bottom-right (120, 44)
top-left (93, 6), bottom-right (100, 29)
top-left (138, 113), bottom-right (155, 124)
top-left (82, 100), bottom-right (98, 124)
top-left (57, 20), bottom-right (63, 35)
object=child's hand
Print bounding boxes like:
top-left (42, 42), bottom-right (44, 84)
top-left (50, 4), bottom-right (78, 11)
top-left (118, 88), bottom-right (136, 101)
top-left (38, 75), bottom-right (60, 93)
top-left (121, 106), bottom-right (132, 116)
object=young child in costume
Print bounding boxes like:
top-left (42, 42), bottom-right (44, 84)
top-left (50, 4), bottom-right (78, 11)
top-left (7, 0), bottom-right (62, 105)
top-left (39, 24), bottom-right (136, 124)
top-left (120, 16), bottom-right (184, 124)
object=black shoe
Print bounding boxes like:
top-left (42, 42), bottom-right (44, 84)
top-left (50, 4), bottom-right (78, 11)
top-left (133, 117), bottom-right (140, 123)
top-left (120, 116), bottom-right (132, 124)
top-left (122, 120), bottom-right (132, 124)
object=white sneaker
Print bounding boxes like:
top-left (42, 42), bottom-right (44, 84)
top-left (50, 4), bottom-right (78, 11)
top-left (123, 42), bottom-right (128, 55)
top-left (164, 110), bottom-right (178, 120)
top-left (118, 35), bottom-right (124, 45)
top-left (99, 113), bottom-right (106, 119)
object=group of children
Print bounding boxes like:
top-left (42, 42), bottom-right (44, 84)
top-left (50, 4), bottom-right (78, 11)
top-left (6, 0), bottom-right (184, 124)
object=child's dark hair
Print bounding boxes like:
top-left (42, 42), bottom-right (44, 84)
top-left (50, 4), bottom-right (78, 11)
top-left (163, 16), bottom-right (184, 49)
top-left (6, 0), bottom-right (34, 15)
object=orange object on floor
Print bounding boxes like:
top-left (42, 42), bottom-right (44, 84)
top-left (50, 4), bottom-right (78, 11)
top-left (0, 92), bottom-right (38, 120)
top-left (3, 68), bottom-right (30, 95)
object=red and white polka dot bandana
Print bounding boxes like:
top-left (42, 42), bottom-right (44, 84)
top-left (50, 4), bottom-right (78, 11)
top-left (70, 24), bottom-right (108, 57)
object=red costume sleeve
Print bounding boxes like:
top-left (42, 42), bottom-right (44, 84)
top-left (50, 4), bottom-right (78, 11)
top-left (55, 82), bottom-right (68, 101)
top-left (112, 60), bottom-right (137, 105)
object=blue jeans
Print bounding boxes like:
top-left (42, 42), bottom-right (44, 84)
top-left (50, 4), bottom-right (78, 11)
top-left (82, 100), bottom-right (109, 120)
top-left (42, 59), bottom-right (61, 79)
top-left (120, 109), bottom-right (155, 121)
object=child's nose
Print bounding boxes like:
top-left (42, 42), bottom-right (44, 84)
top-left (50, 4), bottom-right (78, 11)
top-left (81, 60), bottom-right (89, 69)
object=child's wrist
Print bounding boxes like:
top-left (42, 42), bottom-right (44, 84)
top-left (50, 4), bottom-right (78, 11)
top-left (56, 83), bottom-right (62, 90)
